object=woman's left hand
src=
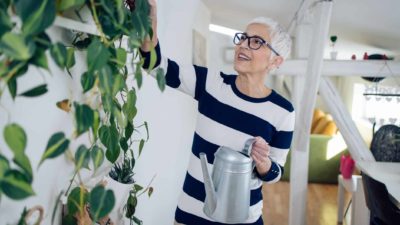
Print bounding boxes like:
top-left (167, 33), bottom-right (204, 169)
top-left (250, 136), bottom-right (272, 176)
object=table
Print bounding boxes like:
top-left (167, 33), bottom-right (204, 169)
top-left (356, 161), bottom-right (400, 205)
top-left (337, 174), bottom-right (369, 225)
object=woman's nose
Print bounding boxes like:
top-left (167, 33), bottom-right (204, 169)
top-left (239, 40), bottom-right (249, 49)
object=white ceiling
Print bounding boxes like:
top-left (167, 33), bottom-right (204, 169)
top-left (202, 0), bottom-right (400, 55)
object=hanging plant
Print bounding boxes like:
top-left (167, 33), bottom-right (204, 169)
top-left (0, 0), bottom-right (162, 224)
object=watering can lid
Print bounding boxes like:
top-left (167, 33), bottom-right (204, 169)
top-left (215, 146), bottom-right (252, 164)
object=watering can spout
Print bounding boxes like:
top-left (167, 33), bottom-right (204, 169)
top-left (199, 153), bottom-right (217, 214)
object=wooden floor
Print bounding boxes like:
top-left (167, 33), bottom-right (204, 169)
top-left (262, 181), bottom-right (351, 225)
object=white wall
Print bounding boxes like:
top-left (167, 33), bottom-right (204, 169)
top-left (0, 0), bottom-right (211, 224)
top-left (134, 0), bottom-right (211, 224)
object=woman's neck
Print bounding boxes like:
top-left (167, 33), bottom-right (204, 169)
top-left (235, 73), bottom-right (271, 98)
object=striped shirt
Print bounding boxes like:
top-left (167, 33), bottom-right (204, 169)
top-left (141, 42), bottom-right (295, 225)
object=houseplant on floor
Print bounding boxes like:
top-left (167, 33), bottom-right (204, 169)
top-left (0, 0), bottom-right (162, 224)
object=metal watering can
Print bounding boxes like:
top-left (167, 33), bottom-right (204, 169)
top-left (199, 138), bottom-right (256, 223)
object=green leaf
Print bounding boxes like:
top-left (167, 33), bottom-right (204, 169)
top-left (92, 110), bottom-right (100, 140)
top-left (87, 39), bottom-right (110, 73)
top-left (39, 132), bottom-right (70, 166)
top-left (67, 186), bottom-right (88, 215)
top-left (13, 153), bottom-right (33, 183)
top-left (19, 84), bottom-right (48, 97)
top-left (149, 47), bottom-right (157, 71)
top-left (138, 139), bottom-right (145, 157)
top-left (98, 65), bottom-right (113, 95)
top-left (98, 125), bottom-right (120, 163)
top-left (113, 107), bottom-right (127, 131)
top-left (0, 0), bottom-right (11, 10)
top-left (4, 123), bottom-right (27, 155)
top-left (80, 71), bottom-right (96, 93)
top-left (134, 184), bottom-right (143, 192)
top-left (50, 43), bottom-right (67, 69)
top-left (135, 63), bottom-right (143, 89)
top-left (116, 47), bottom-right (127, 67)
top-left (125, 194), bottom-right (137, 218)
top-left (144, 121), bottom-right (149, 141)
top-left (35, 32), bottom-right (52, 49)
top-left (30, 48), bottom-right (49, 69)
top-left (156, 68), bottom-right (165, 92)
top-left (119, 137), bottom-right (128, 152)
top-left (122, 89), bottom-right (137, 121)
top-left (0, 170), bottom-right (35, 200)
top-left (125, 121), bottom-right (134, 139)
top-left (91, 146), bottom-right (104, 172)
top-left (0, 32), bottom-right (36, 60)
top-left (0, 154), bottom-right (10, 179)
top-left (15, 0), bottom-right (56, 36)
top-left (112, 74), bottom-right (125, 96)
top-left (101, 94), bottom-right (114, 113)
top-left (57, 0), bottom-right (85, 11)
top-left (74, 103), bottom-right (94, 136)
top-left (131, 216), bottom-right (142, 225)
top-left (75, 145), bottom-right (90, 170)
top-left (130, 0), bottom-right (151, 41)
top-left (66, 48), bottom-right (76, 69)
top-left (89, 185), bottom-right (115, 221)
top-left (0, 9), bottom-right (13, 38)
top-left (7, 76), bottom-right (17, 100)
top-left (148, 187), bottom-right (154, 197)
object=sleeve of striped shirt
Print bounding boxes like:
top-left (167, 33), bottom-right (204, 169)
top-left (256, 110), bottom-right (295, 183)
top-left (139, 41), bottom-right (208, 100)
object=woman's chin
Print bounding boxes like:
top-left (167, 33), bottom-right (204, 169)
top-left (234, 64), bottom-right (249, 74)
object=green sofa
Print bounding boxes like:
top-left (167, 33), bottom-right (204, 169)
top-left (281, 134), bottom-right (348, 184)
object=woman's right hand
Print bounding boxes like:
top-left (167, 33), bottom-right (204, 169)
top-left (141, 0), bottom-right (158, 52)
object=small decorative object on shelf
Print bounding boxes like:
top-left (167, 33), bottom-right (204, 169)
top-left (340, 155), bottom-right (355, 179)
top-left (363, 52), bottom-right (369, 60)
top-left (330, 35), bottom-right (338, 60)
top-left (351, 54), bottom-right (356, 60)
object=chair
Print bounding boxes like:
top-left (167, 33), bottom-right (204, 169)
top-left (361, 125), bottom-right (400, 225)
top-left (361, 172), bottom-right (400, 225)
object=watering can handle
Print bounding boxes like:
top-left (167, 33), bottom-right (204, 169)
top-left (242, 138), bottom-right (256, 157)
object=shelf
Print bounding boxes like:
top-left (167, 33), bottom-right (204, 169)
top-left (274, 59), bottom-right (400, 77)
top-left (51, 16), bottom-right (400, 78)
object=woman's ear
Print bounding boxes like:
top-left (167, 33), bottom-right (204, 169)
top-left (267, 56), bottom-right (284, 70)
top-left (272, 56), bottom-right (284, 69)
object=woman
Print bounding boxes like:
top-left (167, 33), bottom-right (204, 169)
top-left (140, 1), bottom-right (295, 224)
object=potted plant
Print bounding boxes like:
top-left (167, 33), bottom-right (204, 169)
top-left (330, 35), bottom-right (338, 60)
top-left (105, 122), bottom-right (154, 225)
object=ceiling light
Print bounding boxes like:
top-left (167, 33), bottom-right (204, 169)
top-left (209, 24), bottom-right (239, 37)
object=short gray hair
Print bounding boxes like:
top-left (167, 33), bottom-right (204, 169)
top-left (247, 17), bottom-right (292, 60)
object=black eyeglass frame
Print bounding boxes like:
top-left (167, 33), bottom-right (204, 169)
top-left (233, 32), bottom-right (280, 56)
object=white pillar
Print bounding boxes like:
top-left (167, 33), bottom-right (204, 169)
top-left (289, 1), bottom-right (334, 225)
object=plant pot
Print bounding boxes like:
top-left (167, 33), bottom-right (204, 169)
top-left (330, 51), bottom-right (338, 60)
top-left (104, 175), bottom-right (133, 224)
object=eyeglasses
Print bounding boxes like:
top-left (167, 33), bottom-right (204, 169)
top-left (233, 32), bottom-right (280, 56)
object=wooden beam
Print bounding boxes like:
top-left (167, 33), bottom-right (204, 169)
top-left (319, 78), bottom-right (375, 161)
top-left (274, 59), bottom-right (400, 77)
top-left (289, 1), bottom-right (334, 225)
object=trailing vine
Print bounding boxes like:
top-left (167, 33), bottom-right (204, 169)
top-left (0, 0), bottom-right (164, 224)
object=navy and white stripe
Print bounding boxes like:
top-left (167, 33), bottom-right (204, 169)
top-left (141, 42), bottom-right (295, 225)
